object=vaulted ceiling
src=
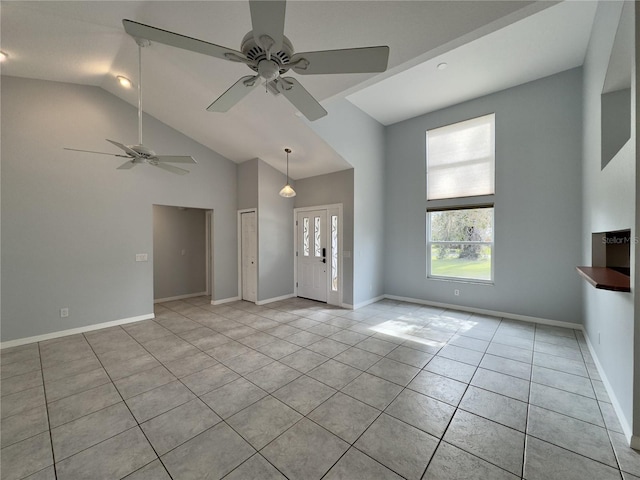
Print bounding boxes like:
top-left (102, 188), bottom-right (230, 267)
top-left (1, 1), bottom-right (596, 178)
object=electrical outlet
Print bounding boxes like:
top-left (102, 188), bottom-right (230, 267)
top-left (60, 307), bottom-right (69, 318)
top-left (135, 253), bottom-right (148, 262)
top-left (454, 289), bottom-right (460, 296)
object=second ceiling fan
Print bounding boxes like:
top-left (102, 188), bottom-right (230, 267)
top-left (123, 0), bottom-right (390, 121)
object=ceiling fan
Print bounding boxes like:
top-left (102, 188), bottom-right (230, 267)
top-left (64, 39), bottom-right (197, 175)
top-left (122, 0), bottom-right (390, 121)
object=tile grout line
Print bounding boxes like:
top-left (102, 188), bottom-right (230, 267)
top-left (521, 325), bottom-right (539, 479)
top-left (13, 298), bottom-right (628, 480)
top-left (36, 341), bottom-right (58, 480)
top-left (576, 327), bottom-right (626, 477)
top-left (418, 313), bottom-right (503, 479)
top-left (131, 299), bottom-right (335, 479)
top-left (80, 332), bottom-right (178, 480)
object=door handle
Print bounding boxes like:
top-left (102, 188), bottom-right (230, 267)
top-left (321, 258), bottom-right (326, 264)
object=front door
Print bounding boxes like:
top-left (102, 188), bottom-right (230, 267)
top-left (297, 210), bottom-right (327, 302)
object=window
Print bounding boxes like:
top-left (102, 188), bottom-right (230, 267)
top-left (426, 114), bottom-right (495, 282)
top-left (331, 215), bottom-right (338, 291)
top-left (303, 217), bottom-right (310, 256)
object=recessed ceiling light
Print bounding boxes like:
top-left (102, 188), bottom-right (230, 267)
top-left (437, 62), bottom-right (448, 71)
top-left (0, 51), bottom-right (8, 62)
top-left (117, 75), bottom-right (132, 88)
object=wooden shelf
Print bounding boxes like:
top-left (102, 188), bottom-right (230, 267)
top-left (576, 267), bottom-right (631, 292)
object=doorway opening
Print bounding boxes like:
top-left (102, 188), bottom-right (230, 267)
top-left (294, 204), bottom-right (342, 306)
top-left (153, 205), bottom-right (213, 303)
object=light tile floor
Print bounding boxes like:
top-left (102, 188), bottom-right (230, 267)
top-left (2, 296), bottom-right (639, 480)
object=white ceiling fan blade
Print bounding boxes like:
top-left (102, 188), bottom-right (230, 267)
top-left (154, 163), bottom-right (190, 175)
top-left (290, 46), bottom-right (390, 75)
top-left (276, 77), bottom-right (327, 121)
top-left (155, 155), bottom-right (197, 164)
top-left (117, 160), bottom-right (137, 170)
top-left (64, 147), bottom-right (129, 158)
top-left (106, 139), bottom-right (140, 157)
top-left (123, 19), bottom-right (248, 64)
top-left (249, 0), bottom-right (286, 54)
top-left (207, 75), bottom-right (260, 112)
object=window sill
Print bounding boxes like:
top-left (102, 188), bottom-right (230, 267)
top-left (427, 276), bottom-right (494, 286)
top-left (576, 267), bottom-right (631, 292)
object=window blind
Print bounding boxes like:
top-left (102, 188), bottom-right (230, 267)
top-left (427, 113), bottom-right (495, 200)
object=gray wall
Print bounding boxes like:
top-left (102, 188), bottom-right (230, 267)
top-left (257, 159), bottom-right (295, 301)
top-left (308, 100), bottom-right (386, 307)
top-left (236, 157), bottom-right (295, 303)
top-left (635, 0), bottom-right (640, 446)
top-left (581, 1), bottom-right (636, 439)
top-left (237, 158), bottom-right (258, 210)
top-left (294, 168), bottom-right (355, 305)
top-left (601, 88), bottom-right (631, 168)
top-left (153, 205), bottom-right (207, 300)
top-left (384, 67), bottom-right (584, 324)
top-left (1, 76), bottom-right (238, 341)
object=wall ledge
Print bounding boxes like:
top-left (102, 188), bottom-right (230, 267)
top-left (351, 295), bottom-right (386, 310)
top-left (382, 294), bottom-right (582, 330)
top-left (582, 332), bottom-right (634, 445)
top-left (211, 296), bottom-right (241, 306)
top-left (0, 313), bottom-right (155, 349)
top-left (154, 292), bottom-right (208, 303)
top-left (256, 293), bottom-right (295, 306)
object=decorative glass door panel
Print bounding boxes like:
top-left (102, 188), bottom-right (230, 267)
top-left (297, 210), bottom-right (327, 302)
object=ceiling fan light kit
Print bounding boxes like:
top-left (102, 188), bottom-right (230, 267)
top-left (122, 0), bottom-right (390, 121)
top-left (117, 75), bottom-right (132, 88)
top-left (279, 147), bottom-right (296, 198)
top-left (64, 39), bottom-right (196, 175)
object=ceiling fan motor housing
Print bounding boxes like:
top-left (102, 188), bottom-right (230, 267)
top-left (241, 31), bottom-right (294, 76)
top-left (130, 144), bottom-right (156, 158)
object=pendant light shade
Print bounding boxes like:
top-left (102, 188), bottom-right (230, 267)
top-left (279, 148), bottom-right (296, 197)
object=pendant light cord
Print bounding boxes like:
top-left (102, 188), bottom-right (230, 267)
top-left (285, 148), bottom-right (292, 184)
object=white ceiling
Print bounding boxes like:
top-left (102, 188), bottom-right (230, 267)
top-left (1, 1), bottom-right (594, 178)
top-left (348, 1), bottom-right (598, 125)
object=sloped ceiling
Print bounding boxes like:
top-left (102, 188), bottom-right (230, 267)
top-left (2, 1), bottom-right (590, 179)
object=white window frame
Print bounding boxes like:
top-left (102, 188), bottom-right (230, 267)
top-left (426, 113), bottom-right (496, 284)
top-left (426, 206), bottom-right (495, 284)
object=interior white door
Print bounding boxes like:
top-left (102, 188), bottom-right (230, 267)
top-left (297, 210), bottom-right (327, 302)
top-left (241, 211), bottom-right (257, 302)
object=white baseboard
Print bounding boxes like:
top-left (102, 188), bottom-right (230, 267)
top-left (353, 295), bottom-right (386, 310)
top-left (582, 331), bottom-right (634, 445)
top-left (341, 303), bottom-right (354, 310)
top-left (256, 293), bottom-right (295, 306)
top-left (211, 296), bottom-right (241, 306)
top-left (0, 313), bottom-right (155, 350)
top-left (154, 292), bottom-right (208, 303)
top-left (383, 294), bottom-right (582, 330)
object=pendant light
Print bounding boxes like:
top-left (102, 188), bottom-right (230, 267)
top-left (279, 148), bottom-right (296, 197)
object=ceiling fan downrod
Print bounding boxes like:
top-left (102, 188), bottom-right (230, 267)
top-left (136, 38), bottom-right (150, 146)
